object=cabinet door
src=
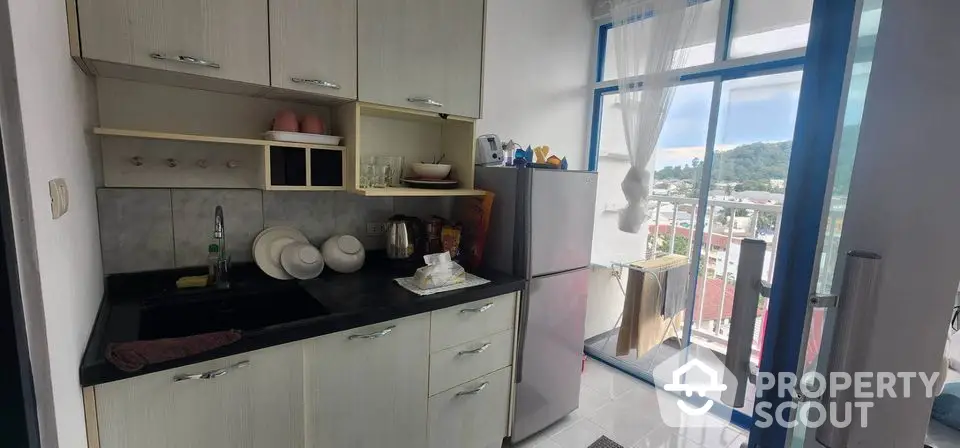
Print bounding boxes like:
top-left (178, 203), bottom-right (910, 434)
top-left (77, 0), bottom-right (269, 85)
top-left (358, 0), bottom-right (484, 118)
top-left (95, 343), bottom-right (304, 448)
top-left (270, 0), bottom-right (358, 99)
top-left (428, 367), bottom-right (511, 448)
top-left (304, 314), bottom-right (430, 448)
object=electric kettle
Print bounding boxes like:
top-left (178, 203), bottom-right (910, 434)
top-left (385, 215), bottom-right (423, 259)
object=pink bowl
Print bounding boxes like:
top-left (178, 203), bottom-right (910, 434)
top-left (273, 110), bottom-right (299, 132)
top-left (300, 114), bottom-right (325, 134)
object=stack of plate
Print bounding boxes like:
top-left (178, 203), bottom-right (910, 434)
top-left (253, 227), bottom-right (325, 280)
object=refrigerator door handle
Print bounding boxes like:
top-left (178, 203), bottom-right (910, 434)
top-left (514, 282), bottom-right (531, 384)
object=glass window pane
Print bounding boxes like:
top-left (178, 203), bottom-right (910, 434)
top-left (592, 82), bottom-right (714, 266)
top-left (689, 70), bottom-right (803, 417)
top-left (602, 0), bottom-right (721, 81)
top-left (729, 0), bottom-right (814, 58)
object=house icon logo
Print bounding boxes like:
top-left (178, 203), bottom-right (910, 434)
top-left (652, 345), bottom-right (737, 428)
top-left (663, 359), bottom-right (727, 416)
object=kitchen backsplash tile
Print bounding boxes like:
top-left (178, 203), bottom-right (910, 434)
top-left (335, 194), bottom-right (394, 250)
top-left (98, 189), bottom-right (452, 274)
top-left (171, 189), bottom-right (264, 267)
top-left (263, 191), bottom-right (336, 245)
top-left (97, 189), bottom-right (175, 274)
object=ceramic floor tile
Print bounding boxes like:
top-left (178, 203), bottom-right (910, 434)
top-left (537, 414), bottom-right (584, 440)
top-left (673, 421), bottom-right (742, 448)
top-left (588, 394), bottom-right (665, 447)
top-left (550, 418), bottom-right (608, 448)
top-left (509, 432), bottom-right (564, 448)
top-left (727, 434), bottom-right (747, 448)
top-left (632, 427), bottom-right (701, 448)
top-left (578, 382), bottom-right (614, 419)
top-left (582, 358), bottom-right (643, 399)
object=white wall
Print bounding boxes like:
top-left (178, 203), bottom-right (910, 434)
top-left (837, 0), bottom-right (960, 445)
top-left (477, 0), bottom-right (595, 170)
top-left (2, 0), bottom-right (104, 447)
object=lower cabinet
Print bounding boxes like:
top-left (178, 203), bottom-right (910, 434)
top-left (303, 314), bottom-right (430, 448)
top-left (95, 342), bottom-right (305, 448)
top-left (89, 294), bottom-right (519, 448)
top-left (428, 367), bottom-right (512, 448)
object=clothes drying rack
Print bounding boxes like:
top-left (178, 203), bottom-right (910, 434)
top-left (602, 251), bottom-right (691, 373)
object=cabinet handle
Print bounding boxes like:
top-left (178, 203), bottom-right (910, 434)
top-left (457, 343), bottom-right (491, 356)
top-left (150, 53), bottom-right (221, 69)
top-left (407, 97), bottom-right (444, 108)
top-left (291, 78), bottom-right (341, 90)
top-left (460, 303), bottom-right (494, 314)
top-left (348, 325), bottom-right (396, 340)
top-left (455, 382), bottom-right (489, 397)
top-left (173, 361), bottom-right (249, 382)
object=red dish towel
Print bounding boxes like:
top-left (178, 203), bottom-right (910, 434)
top-left (106, 330), bottom-right (242, 372)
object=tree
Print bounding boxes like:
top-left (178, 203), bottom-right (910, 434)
top-left (657, 234), bottom-right (690, 256)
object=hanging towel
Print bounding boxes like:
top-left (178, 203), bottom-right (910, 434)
top-left (662, 263), bottom-right (689, 318)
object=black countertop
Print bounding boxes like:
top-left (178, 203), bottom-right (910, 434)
top-left (80, 256), bottom-right (524, 387)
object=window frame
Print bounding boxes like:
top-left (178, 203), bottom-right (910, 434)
top-left (588, 0), bottom-right (809, 171)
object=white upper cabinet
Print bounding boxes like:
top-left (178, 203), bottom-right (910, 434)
top-left (77, 0), bottom-right (270, 85)
top-left (358, 0), bottom-right (485, 118)
top-left (270, 0), bottom-right (358, 99)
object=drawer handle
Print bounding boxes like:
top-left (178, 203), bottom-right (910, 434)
top-left (173, 361), bottom-right (249, 382)
top-left (407, 97), bottom-right (444, 108)
top-left (460, 303), bottom-right (494, 314)
top-left (348, 325), bottom-right (396, 340)
top-left (292, 78), bottom-right (341, 90)
top-left (150, 53), bottom-right (220, 69)
top-left (457, 343), bottom-right (491, 356)
top-left (456, 382), bottom-right (489, 397)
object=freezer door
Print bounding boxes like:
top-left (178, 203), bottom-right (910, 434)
top-left (512, 267), bottom-right (589, 442)
top-left (474, 167), bottom-right (520, 275)
top-left (528, 170), bottom-right (598, 277)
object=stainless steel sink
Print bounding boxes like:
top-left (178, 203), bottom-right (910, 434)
top-left (138, 288), bottom-right (329, 340)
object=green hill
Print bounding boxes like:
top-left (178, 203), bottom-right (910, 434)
top-left (655, 141), bottom-right (792, 191)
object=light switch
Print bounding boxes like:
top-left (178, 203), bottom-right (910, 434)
top-left (49, 178), bottom-right (69, 219)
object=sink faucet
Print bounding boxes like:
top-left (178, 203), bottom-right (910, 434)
top-left (213, 205), bottom-right (230, 288)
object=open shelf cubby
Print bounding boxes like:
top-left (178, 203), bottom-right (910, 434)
top-left (335, 103), bottom-right (486, 197)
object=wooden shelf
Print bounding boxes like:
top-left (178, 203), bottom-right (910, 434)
top-left (354, 187), bottom-right (485, 197)
top-left (94, 127), bottom-right (345, 151)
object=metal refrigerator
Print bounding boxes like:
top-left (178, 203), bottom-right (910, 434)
top-left (475, 166), bottom-right (598, 442)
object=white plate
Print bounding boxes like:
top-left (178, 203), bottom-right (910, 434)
top-left (263, 131), bottom-right (342, 146)
top-left (253, 227), bottom-right (309, 280)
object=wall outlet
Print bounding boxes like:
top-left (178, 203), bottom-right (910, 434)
top-left (366, 222), bottom-right (387, 236)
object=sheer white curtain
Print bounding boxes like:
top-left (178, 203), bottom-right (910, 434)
top-left (610, 0), bottom-right (705, 233)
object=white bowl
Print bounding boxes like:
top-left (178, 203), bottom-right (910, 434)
top-left (280, 242), bottom-right (324, 280)
top-left (411, 163), bottom-right (452, 180)
top-left (321, 235), bottom-right (365, 273)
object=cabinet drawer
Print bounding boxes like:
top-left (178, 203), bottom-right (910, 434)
top-left (428, 367), bottom-right (511, 448)
top-left (429, 329), bottom-right (513, 395)
top-left (430, 293), bottom-right (517, 352)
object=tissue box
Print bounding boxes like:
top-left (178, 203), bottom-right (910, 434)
top-left (414, 252), bottom-right (466, 289)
